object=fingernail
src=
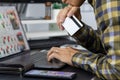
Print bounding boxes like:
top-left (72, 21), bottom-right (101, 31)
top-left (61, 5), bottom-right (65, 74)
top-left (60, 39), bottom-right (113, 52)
top-left (67, 14), bottom-right (72, 17)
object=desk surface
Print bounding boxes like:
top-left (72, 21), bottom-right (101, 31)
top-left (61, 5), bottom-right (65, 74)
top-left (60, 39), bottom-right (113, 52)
top-left (0, 66), bottom-right (94, 80)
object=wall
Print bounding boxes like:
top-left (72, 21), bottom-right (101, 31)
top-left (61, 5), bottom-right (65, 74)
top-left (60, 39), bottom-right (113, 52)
top-left (24, 1), bottom-right (97, 33)
top-left (24, 3), bottom-right (49, 32)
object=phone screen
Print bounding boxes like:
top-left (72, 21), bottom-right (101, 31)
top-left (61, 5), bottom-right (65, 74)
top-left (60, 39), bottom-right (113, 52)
top-left (26, 70), bottom-right (42, 74)
top-left (24, 69), bottom-right (76, 79)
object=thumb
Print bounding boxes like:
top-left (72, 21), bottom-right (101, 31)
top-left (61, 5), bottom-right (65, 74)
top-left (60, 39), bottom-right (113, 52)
top-left (67, 7), bottom-right (81, 20)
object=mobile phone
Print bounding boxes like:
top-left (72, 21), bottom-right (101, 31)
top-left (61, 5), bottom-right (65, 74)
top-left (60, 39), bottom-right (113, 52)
top-left (62, 15), bottom-right (83, 36)
top-left (24, 69), bottom-right (76, 80)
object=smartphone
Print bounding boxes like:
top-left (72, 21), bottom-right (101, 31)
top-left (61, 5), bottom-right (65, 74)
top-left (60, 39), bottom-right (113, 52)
top-left (62, 15), bottom-right (83, 36)
top-left (24, 69), bottom-right (76, 80)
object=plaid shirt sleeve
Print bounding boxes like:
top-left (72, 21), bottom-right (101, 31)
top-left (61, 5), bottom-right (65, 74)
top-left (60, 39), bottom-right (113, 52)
top-left (72, 0), bottom-right (120, 79)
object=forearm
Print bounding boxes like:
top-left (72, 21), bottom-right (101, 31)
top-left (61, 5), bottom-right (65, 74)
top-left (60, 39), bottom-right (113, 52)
top-left (72, 23), bottom-right (106, 53)
top-left (72, 50), bottom-right (120, 79)
top-left (71, 25), bottom-right (120, 79)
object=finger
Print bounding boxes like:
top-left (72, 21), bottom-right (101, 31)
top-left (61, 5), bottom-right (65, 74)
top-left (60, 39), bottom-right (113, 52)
top-left (57, 9), bottom-right (63, 30)
top-left (62, 0), bottom-right (66, 3)
top-left (67, 7), bottom-right (77, 17)
top-left (59, 22), bottom-right (64, 30)
top-left (47, 52), bottom-right (60, 62)
top-left (47, 47), bottom-right (55, 57)
top-left (47, 47), bottom-right (60, 58)
top-left (66, 7), bottom-right (81, 20)
top-left (57, 9), bottom-right (64, 30)
top-left (57, 6), bottom-right (72, 30)
top-left (62, 0), bottom-right (69, 4)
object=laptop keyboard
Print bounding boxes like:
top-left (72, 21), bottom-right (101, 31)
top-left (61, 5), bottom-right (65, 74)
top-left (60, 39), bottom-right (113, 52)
top-left (30, 50), bottom-right (48, 63)
top-left (29, 50), bottom-right (65, 69)
top-left (30, 50), bottom-right (62, 64)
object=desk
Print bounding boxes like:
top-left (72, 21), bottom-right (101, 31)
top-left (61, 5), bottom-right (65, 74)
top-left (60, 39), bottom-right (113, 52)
top-left (0, 65), bottom-right (94, 80)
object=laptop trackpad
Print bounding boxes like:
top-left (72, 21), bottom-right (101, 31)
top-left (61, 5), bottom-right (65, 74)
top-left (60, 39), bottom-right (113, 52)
top-left (31, 50), bottom-right (66, 69)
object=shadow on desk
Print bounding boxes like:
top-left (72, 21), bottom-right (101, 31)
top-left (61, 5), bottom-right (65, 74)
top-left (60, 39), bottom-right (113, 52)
top-left (0, 65), bottom-right (94, 80)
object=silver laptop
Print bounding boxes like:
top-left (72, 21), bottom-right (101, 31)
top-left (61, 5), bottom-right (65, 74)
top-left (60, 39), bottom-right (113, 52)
top-left (0, 6), bottom-right (65, 71)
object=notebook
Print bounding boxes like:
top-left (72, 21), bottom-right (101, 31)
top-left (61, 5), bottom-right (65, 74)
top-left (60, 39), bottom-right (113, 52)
top-left (0, 6), bottom-right (66, 71)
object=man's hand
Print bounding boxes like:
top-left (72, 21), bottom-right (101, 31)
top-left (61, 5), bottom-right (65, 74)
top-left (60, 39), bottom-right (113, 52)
top-left (57, 6), bottom-right (81, 30)
top-left (57, 0), bottom-right (85, 30)
top-left (47, 47), bottom-right (79, 66)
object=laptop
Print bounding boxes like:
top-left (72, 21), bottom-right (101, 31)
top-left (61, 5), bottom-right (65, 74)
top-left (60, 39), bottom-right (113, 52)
top-left (0, 6), bottom-right (66, 71)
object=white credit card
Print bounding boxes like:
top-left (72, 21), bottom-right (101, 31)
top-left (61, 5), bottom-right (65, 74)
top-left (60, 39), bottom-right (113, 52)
top-left (62, 15), bottom-right (83, 36)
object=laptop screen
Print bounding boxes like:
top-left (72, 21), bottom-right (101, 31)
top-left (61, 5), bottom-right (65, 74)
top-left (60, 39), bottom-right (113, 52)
top-left (0, 6), bottom-right (30, 58)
